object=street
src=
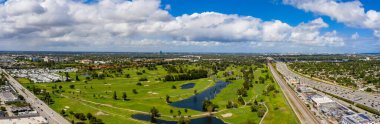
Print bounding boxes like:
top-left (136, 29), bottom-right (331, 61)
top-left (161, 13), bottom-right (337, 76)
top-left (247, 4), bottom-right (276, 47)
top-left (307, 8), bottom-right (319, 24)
top-left (275, 62), bottom-right (380, 120)
top-left (268, 63), bottom-right (321, 124)
top-left (1, 68), bottom-right (70, 124)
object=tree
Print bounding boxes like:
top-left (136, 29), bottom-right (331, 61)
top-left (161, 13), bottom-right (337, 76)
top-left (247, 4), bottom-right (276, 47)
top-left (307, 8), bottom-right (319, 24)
top-left (86, 113), bottom-right (93, 120)
top-left (113, 91), bottom-right (117, 100)
top-left (238, 96), bottom-right (245, 105)
top-left (18, 95), bottom-right (24, 100)
top-left (251, 105), bottom-right (258, 112)
top-left (177, 110), bottom-right (182, 116)
top-left (257, 109), bottom-right (266, 118)
top-left (139, 77), bottom-right (148, 81)
top-left (365, 88), bottom-right (373, 92)
top-left (150, 107), bottom-right (159, 123)
top-left (65, 72), bottom-right (70, 81)
top-left (61, 109), bottom-right (66, 115)
top-left (202, 100), bottom-right (217, 112)
top-left (178, 116), bottom-right (185, 124)
top-left (122, 92), bottom-right (127, 101)
top-left (0, 107), bottom-right (5, 111)
top-left (166, 95), bottom-right (171, 103)
top-left (226, 100), bottom-right (237, 109)
top-left (132, 89), bottom-right (138, 94)
top-left (237, 88), bottom-right (248, 97)
top-left (74, 113), bottom-right (87, 120)
top-left (76, 75), bottom-right (80, 81)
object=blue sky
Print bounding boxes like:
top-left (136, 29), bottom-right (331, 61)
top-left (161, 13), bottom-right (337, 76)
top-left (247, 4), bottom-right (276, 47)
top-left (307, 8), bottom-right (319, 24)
top-left (161, 0), bottom-right (373, 35)
top-left (0, 0), bottom-right (379, 53)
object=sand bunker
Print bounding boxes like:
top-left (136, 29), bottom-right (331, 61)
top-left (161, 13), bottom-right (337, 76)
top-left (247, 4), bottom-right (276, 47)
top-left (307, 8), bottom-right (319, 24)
top-left (148, 91), bottom-right (159, 95)
top-left (221, 113), bottom-right (232, 118)
top-left (95, 111), bottom-right (108, 116)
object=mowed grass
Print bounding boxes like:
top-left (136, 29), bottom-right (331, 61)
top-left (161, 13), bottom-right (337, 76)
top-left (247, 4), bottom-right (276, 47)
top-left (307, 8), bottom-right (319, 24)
top-left (22, 64), bottom-right (296, 124)
top-left (23, 65), bottom-right (212, 123)
top-left (17, 77), bottom-right (31, 84)
top-left (213, 65), bottom-right (297, 124)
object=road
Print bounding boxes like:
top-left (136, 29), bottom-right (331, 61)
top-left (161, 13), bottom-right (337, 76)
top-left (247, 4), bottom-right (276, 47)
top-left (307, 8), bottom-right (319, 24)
top-left (275, 62), bottom-right (380, 116)
top-left (0, 68), bottom-right (70, 124)
top-left (268, 63), bottom-right (320, 124)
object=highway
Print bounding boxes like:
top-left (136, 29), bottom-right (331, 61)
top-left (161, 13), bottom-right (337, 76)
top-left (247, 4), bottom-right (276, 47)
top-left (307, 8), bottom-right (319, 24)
top-left (268, 63), bottom-right (321, 124)
top-left (275, 62), bottom-right (380, 115)
top-left (0, 68), bottom-right (70, 124)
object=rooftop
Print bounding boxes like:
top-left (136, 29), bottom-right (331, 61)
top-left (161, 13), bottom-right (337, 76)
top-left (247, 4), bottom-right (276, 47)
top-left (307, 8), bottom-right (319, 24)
top-left (311, 96), bottom-right (335, 105)
top-left (341, 113), bottom-right (373, 124)
top-left (0, 116), bottom-right (48, 124)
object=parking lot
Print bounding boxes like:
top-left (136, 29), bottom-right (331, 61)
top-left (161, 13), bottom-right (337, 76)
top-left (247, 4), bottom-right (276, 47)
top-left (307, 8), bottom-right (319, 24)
top-left (276, 62), bottom-right (380, 121)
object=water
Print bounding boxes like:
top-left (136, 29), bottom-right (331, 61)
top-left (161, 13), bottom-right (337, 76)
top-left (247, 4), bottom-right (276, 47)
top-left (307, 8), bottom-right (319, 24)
top-left (131, 114), bottom-right (226, 124)
top-left (170, 81), bottom-right (230, 111)
top-left (131, 81), bottom-right (229, 124)
top-left (181, 83), bottom-right (195, 89)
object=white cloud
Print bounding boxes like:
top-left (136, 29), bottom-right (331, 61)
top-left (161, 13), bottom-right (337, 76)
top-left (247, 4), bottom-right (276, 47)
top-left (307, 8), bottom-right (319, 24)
top-left (375, 30), bottom-right (380, 39)
top-left (262, 20), bottom-right (291, 42)
top-left (283, 0), bottom-right (380, 40)
top-left (164, 4), bottom-right (171, 10)
top-left (0, 0), bottom-right (345, 51)
top-left (289, 18), bottom-right (344, 46)
top-left (351, 32), bottom-right (359, 40)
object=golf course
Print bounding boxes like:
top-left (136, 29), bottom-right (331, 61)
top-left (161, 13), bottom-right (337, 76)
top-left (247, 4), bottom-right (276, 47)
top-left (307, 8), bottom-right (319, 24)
top-left (19, 63), bottom-right (297, 124)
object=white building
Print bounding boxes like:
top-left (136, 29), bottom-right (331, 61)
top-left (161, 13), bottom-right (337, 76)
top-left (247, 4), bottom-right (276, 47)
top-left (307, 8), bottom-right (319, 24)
top-left (340, 113), bottom-right (374, 124)
top-left (311, 96), bottom-right (335, 107)
top-left (0, 116), bottom-right (48, 124)
top-left (43, 56), bottom-right (49, 62)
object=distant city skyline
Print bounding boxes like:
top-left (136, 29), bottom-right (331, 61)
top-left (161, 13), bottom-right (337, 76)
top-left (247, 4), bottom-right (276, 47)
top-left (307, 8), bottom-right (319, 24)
top-left (0, 0), bottom-right (379, 53)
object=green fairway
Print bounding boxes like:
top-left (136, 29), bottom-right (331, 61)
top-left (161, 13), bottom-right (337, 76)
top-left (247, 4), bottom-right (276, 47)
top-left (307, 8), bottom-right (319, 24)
top-left (212, 65), bottom-right (297, 124)
top-left (22, 64), bottom-right (296, 124)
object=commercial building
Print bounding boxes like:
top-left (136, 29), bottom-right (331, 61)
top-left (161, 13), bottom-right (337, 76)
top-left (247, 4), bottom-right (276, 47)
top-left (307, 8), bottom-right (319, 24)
top-left (311, 95), bottom-right (335, 107)
top-left (340, 113), bottom-right (374, 124)
top-left (0, 116), bottom-right (48, 124)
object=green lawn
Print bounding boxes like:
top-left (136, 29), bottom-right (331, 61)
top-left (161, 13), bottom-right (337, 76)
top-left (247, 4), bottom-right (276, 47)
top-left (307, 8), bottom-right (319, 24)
top-left (22, 65), bottom-right (296, 124)
top-left (17, 78), bottom-right (31, 84)
top-left (213, 65), bottom-right (297, 124)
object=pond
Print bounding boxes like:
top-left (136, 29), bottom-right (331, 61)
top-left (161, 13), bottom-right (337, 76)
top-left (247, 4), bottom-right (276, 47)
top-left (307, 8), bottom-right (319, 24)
top-left (131, 114), bottom-right (226, 124)
top-left (131, 80), bottom-right (230, 124)
top-left (170, 81), bottom-right (230, 111)
top-left (181, 83), bottom-right (195, 89)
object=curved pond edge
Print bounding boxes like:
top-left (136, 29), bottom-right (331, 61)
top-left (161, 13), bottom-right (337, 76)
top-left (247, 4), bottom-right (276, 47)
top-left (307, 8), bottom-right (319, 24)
top-left (131, 114), bottom-right (226, 124)
top-left (180, 83), bottom-right (196, 89)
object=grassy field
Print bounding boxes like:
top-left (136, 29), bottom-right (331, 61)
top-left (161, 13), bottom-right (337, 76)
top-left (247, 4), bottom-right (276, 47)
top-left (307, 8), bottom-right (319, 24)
top-left (21, 64), bottom-right (296, 124)
top-left (213, 65), bottom-right (297, 124)
top-left (17, 77), bottom-right (31, 84)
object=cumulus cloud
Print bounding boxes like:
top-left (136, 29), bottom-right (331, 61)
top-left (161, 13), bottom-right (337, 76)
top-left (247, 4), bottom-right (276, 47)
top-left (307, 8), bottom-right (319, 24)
top-left (289, 18), bottom-right (344, 46)
top-left (283, 0), bottom-right (380, 39)
top-left (351, 32), bottom-right (359, 40)
top-left (0, 0), bottom-right (345, 51)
